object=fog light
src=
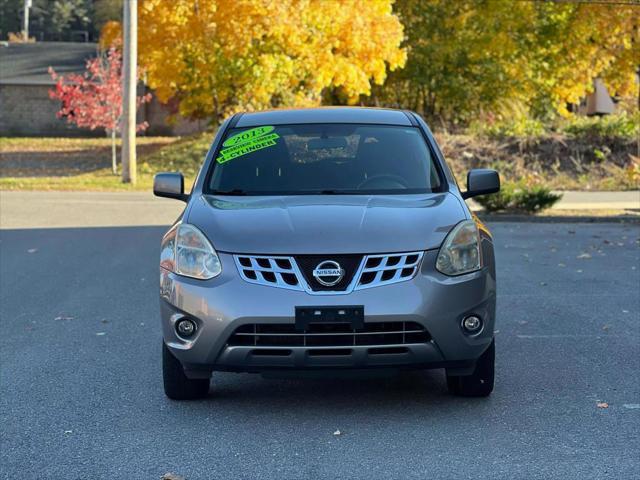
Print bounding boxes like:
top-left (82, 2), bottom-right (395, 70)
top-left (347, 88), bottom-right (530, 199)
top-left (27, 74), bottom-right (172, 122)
top-left (176, 318), bottom-right (196, 337)
top-left (462, 315), bottom-right (482, 334)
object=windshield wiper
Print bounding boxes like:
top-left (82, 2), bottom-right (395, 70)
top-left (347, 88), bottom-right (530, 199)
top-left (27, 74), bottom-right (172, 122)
top-left (317, 189), bottom-right (364, 195)
top-left (211, 189), bottom-right (248, 196)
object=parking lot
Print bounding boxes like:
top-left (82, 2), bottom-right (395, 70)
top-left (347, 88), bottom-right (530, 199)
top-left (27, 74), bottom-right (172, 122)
top-left (1, 192), bottom-right (638, 479)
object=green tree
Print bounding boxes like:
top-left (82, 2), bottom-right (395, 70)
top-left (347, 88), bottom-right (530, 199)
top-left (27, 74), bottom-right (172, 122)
top-left (0, 0), bottom-right (95, 40)
top-left (373, 0), bottom-right (639, 125)
top-left (372, 0), bottom-right (533, 124)
top-left (0, 0), bottom-right (22, 38)
top-left (525, 0), bottom-right (639, 117)
top-left (33, 0), bottom-right (93, 39)
top-left (94, 0), bottom-right (122, 30)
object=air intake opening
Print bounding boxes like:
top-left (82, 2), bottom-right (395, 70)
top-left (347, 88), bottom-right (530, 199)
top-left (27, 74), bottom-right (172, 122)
top-left (250, 349), bottom-right (292, 356)
top-left (381, 270), bottom-right (395, 281)
top-left (368, 347), bottom-right (409, 355)
top-left (308, 349), bottom-right (352, 357)
top-left (256, 258), bottom-right (271, 268)
top-left (228, 322), bottom-right (430, 348)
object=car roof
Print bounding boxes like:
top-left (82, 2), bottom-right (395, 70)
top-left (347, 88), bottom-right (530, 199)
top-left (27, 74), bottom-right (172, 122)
top-left (235, 107), bottom-right (413, 127)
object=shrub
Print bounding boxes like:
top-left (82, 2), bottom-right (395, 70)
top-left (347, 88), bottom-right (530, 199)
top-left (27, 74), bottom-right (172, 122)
top-left (562, 113), bottom-right (639, 140)
top-left (474, 181), bottom-right (562, 213)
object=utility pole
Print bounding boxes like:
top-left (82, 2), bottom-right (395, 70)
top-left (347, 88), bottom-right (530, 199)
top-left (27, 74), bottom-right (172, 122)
top-left (121, 0), bottom-right (137, 184)
top-left (22, 0), bottom-right (31, 41)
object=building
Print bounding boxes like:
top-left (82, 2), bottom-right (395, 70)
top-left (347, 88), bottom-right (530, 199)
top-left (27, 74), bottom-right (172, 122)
top-left (0, 42), bottom-right (204, 136)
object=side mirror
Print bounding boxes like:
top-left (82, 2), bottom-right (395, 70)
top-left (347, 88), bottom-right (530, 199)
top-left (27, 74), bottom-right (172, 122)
top-left (462, 169), bottom-right (500, 200)
top-left (153, 172), bottom-right (188, 201)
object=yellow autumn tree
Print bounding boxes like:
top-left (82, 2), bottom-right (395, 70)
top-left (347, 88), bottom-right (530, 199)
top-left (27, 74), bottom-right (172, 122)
top-left (374, 0), bottom-right (639, 123)
top-left (99, 20), bottom-right (122, 49)
top-left (375, 0), bottom-right (537, 122)
top-left (530, 0), bottom-right (639, 116)
top-left (136, 0), bottom-right (406, 120)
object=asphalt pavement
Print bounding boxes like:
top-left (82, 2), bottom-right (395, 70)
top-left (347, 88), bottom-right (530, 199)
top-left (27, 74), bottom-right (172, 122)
top-left (0, 193), bottom-right (639, 480)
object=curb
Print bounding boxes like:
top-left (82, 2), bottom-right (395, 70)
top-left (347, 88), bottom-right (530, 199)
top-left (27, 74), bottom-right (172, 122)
top-left (478, 214), bottom-right (640, 224)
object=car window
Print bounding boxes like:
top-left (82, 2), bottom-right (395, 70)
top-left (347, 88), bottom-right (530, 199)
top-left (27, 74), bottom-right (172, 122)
top-left (208, 124), bottom-right (442, 195)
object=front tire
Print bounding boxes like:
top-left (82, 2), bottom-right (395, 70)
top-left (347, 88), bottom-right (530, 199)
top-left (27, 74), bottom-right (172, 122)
top-left (446, 339), bottom-right (494, 397)
top-left (162, 342), bottom-right (209, 400)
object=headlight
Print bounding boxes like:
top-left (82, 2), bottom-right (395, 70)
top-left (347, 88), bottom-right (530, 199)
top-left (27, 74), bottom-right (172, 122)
top-left (160, 224), bottom-right (221, 280)
top-left (436, 220), bottom-right (481, 276)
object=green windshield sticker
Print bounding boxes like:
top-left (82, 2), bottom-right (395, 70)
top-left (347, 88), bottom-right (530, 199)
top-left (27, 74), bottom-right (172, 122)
top-left (217, 126), bottom-right (279, 164)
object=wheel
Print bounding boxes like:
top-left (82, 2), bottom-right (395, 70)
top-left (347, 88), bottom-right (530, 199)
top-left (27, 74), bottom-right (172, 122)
top-left (446, 339), bottom-right (494, 397)
top-left (162, 342), bottom-right (209, 400)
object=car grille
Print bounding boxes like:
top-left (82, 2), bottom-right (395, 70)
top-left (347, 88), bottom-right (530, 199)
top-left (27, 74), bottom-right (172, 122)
top-left (354, 252), bottom-right (423, 290)
top-left (234, 255), bottom-right (304, 291)
top-left (234, 251), bottom-right (423, 294)
top-left (227, 322), bottom-right (431, 347)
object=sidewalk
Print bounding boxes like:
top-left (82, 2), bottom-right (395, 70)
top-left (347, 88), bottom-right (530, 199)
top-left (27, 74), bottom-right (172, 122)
top-left (468, 190), bottom-right (640, 212)
top-left (549, 191), bottom-right (639, 210)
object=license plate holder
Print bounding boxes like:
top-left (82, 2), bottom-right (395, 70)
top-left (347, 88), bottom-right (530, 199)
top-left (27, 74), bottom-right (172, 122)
top-left (295, 305), bottom-right (364, 331)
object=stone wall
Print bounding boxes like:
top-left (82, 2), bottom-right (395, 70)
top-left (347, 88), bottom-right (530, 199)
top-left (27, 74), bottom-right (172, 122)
top-left (0, 84), bottom-right (90, 136)
top-left (0, 83), bottom-right (206, 137)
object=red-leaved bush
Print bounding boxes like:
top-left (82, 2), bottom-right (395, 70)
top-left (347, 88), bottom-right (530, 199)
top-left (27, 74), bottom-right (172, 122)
top-left (49, 48), bottom-right (151, 174)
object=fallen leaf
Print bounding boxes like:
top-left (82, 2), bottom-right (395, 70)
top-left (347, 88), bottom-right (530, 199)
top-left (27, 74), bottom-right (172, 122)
top-left (597, 402), bottom-right (609, 409)
top-left (161, 474), bottom-right (186, 480)
top-left (333, 430), bottom-right (342, 436)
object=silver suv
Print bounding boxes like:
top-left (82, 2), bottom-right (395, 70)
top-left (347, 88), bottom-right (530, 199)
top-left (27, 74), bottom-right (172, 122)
top-left (154, 107), bottom-right (500, 400)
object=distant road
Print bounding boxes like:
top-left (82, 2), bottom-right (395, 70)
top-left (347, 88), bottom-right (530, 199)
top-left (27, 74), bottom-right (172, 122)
top-left (0, 191), bottom-right (184, 229)
top-left (1, 190), bottom-right (638, 230)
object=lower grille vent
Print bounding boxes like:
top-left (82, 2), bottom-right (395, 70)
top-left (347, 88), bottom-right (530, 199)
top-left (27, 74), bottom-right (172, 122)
top-left (227, 322), bottom-right (430, 348)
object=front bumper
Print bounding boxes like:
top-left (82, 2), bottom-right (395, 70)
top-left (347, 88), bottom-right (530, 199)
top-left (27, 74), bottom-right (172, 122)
top-left (160, 250), bottom-right (496, 378)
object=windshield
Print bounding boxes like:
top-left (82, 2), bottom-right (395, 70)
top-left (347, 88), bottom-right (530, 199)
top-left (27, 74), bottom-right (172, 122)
top-left (207, 123), bottom-right (442, 195)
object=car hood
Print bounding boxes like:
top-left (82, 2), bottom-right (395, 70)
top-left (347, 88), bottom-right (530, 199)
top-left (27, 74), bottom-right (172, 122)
top-left (187, 193), bottom-right (466, 255)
